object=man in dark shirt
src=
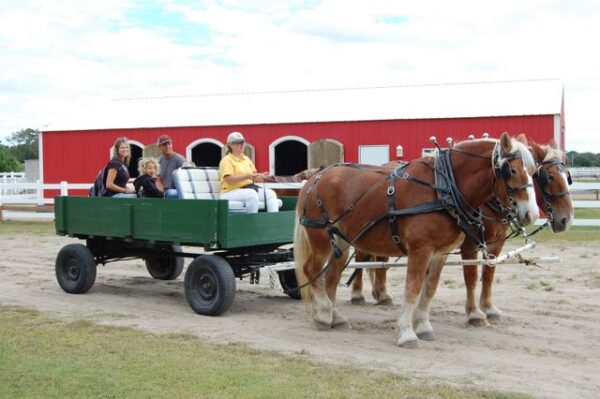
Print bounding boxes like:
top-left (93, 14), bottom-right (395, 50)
top-left (156, 135), bottom-right (185, 199)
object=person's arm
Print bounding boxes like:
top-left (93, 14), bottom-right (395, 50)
top-left (155, 176), bottom-right (165, 191)
top-left (106, 168), bottom-right (135, 194)
top-left (222, 173), bottom-right (260, 185)
top-left (252, 172), bottom-right (270, 183)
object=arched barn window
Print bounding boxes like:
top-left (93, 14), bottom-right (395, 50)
top-left (127, 142), bottom-right (143, 178)
top-left (270, 136), bottom-right (308, 176)
top-left (186, 139), bottom-right (224, 167)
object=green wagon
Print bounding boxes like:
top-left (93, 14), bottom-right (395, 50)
top-left (54, 196), bottom-right (300, 316)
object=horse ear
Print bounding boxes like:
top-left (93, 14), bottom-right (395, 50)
top-left (500, 132), bottom-right (512, 153)
top-left (530, 141), bottom-right (545, 163)
top-left (548, 139), bottom-right (559, 149)
top-left (516, 133), bottom-right (528, 146)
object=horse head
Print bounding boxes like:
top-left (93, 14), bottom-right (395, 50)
top-left (530, 139), bottom-right (574, 232)
top-left (491, 132), bottom-right (539, 226)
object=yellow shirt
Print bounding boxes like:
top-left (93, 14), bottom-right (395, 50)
top-left (219, 153), bottom-right (257, 192)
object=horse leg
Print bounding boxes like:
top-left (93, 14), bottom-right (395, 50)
top-left (396, 248), bottom-right (433, 348)
top-left (413, 255), bottom-right (447, 341)
top-left (325, 245), bottom-right (351, 329)
top-left (372, 263), bottom-right (393, 306)
top-left (461, 242), bottom-right (489, 327)
top-left (350, 251), bottom-right (368, 304)
top-left (294, 223), bottom-right (335, 329)
top-left (480, 245), bottom-right (503, 322)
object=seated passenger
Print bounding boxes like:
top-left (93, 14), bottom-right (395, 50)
top-left (104, 137), bottom-right (137, 198)
top-left (219, 132), bottom-right (279, 213)
top-left (156, 134), bottom-right (186, 199)
top-left (134, 158), bottom-right (164, 198)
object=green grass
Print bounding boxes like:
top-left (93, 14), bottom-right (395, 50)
top-left (0, 220), bottom-right (55, 235)
top-left (574, 208), bottom-right (600, 219)
top-left (523, 225), bottom-right (600, 242)
top-left (0, 306), bottom-right (531, 399)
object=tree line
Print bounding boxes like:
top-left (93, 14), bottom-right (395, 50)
top-left (0, 128), bottom-right (39, 172)
top-left (0, 128), bottom-right (598, 172)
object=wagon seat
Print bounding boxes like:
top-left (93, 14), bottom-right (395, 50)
top-left (173, 167), bottom-right (282, 212)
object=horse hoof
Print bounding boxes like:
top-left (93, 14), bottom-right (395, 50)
top-left (468, 318), bottom-right (490, 328)
top-left (398, 339), bottom-right (421, 349)
top-left (350, 296), bottom-right (366, 305)
top-left (376, 296), bottom-right (393, 306)
top-left (314, 320), bottom-right (332, 330)
top-left (332, 320), bottom-right (352, 330)
top-left (416, 331), bottom-right (435, 341)
top-left (486, 313), bottom-right (501, 323)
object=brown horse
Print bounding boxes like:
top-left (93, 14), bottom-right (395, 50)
top-left (294, 133), bottom-right (538, 347)
top-left (349, 138), bottom-right (574, 326)
top-left (463, 139), bottom-right (574, 326)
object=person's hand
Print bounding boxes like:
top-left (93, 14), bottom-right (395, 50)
top-left (253, 172), bottom-right (269, 182)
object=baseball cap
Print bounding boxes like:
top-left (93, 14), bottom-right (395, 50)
top-left (227, 132), bottom-right (245, 144)
top-left (157, 135), bottom-right (172, 145)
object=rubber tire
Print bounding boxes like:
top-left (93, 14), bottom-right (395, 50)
top-left (278, 269), bottom-right (301, 300)
top-left (55, 243), bottom-right (97, 294)
top-left (184, 255), bottom-right (236, 316)
top-left (145, 245), bottom-right (184, 280)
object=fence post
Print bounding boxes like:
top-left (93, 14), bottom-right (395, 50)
top-left (36, 180), bottom-right (44, 206)
top-left (60, 181), bottom-right (68, 196)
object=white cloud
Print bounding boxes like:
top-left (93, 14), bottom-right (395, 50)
top-left (0, 0), bottom-right (598, 151)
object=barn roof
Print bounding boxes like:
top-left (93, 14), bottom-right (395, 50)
top-left (45, 79), bottom-right (563, 132)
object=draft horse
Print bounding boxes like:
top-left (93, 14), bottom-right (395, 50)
top-left (463, 139), bottom-right (574, 325)
top-left (294, 133), bottom-right (538, 347)
top-left (349, 138), bottom-right (574, 325)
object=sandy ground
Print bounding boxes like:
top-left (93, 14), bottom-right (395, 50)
top-left (1, 234), bottom-right (599, 398)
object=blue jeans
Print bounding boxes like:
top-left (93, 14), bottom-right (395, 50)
top-left (164, 189), bottom-right (179, 199)
top-left (113, 193), bottom-right (137, 199)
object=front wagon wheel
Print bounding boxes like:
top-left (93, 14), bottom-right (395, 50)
top-left (184, 255), bottom-right (236, 316)
top-left (55, 243), bottom-right (97, 294)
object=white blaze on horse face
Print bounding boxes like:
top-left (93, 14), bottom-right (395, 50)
top-left (516, 172), bottom-right (539, 226)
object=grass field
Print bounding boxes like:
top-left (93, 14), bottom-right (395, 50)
top-left (0, 306), bottom-right (530, 399)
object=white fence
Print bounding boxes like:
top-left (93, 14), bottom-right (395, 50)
top-left (0, 181), bottom-right (90, 205)
top-left (1, 180), bottom-right (600, 208)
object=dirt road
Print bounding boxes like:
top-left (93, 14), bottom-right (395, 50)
top-left (1, 234), bottom-right (598, 398)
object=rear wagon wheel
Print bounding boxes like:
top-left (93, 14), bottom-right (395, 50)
top-left (55, 243), bottom-right (96, 294)
top-left (184, 255), bottom-right (236, 316)
top-left (145, 244), bottom-right (184, 280)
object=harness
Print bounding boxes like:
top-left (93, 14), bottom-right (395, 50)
top-left (299, 143), bottom-right (524, 260)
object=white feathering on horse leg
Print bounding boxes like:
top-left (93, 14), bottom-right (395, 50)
top-left (396, 302), bottom-right (419, 348)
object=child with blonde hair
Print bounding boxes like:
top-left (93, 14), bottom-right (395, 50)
top-left (133, 158), bottom-right (164, 198)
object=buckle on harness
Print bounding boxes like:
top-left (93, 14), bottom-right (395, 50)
top-left (392, 235), bottom-right (401, 244)
top-left (387, 186), bottom-right (395, 195)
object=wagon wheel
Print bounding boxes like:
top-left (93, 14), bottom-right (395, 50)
top-left (278, 269), bottom-right (301, 300)
top-left (145, 244), bottom-right (184, 280)
top-left (55, 243), bottom-right (97, 294)
top-left (184, 255), bottom-right (236, 316)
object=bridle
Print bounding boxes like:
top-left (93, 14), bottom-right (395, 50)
top-left (533, 158), bottom-right (572, 223)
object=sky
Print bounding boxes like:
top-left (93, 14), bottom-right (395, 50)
top-left (0, 0), bottom-right (598, 152)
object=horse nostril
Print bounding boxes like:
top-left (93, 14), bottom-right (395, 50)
top-left (560, 218), bottom-right (567, 228)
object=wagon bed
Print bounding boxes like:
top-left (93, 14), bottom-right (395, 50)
top-left (53, 196), bottom-right (300, 316)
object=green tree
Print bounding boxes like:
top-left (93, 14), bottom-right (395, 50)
top-left (0, 145), bottom-right (23, 172)
top-left (4, 128), bottom-right (39, 162)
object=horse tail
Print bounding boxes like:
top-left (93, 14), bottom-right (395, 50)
top-left (293, 214), bottom-right (313, 305)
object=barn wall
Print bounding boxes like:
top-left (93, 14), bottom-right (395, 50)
top-left (42, 114), bottom-right (556, 188)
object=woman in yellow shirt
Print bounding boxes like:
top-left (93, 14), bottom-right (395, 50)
top-left (219, 132), bottom-right (279, 213)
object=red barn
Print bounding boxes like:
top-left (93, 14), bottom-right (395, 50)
top-left (41, 79), bottom-right (565, 194)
